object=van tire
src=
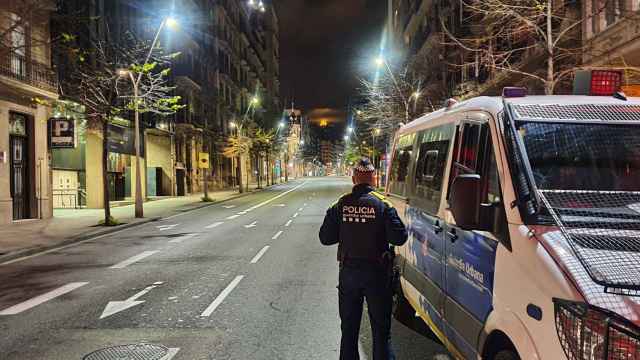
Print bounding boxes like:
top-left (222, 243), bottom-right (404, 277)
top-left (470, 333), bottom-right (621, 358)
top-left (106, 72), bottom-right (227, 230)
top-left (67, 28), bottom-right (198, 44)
top-left (393, 291), bottom-right (441, 344)
top-left (493, 349), bottom-right (520, 360)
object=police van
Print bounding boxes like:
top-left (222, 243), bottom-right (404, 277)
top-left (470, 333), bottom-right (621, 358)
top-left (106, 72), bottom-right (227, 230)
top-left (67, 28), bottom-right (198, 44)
top-left (385, 70), bottom-right (640, 360)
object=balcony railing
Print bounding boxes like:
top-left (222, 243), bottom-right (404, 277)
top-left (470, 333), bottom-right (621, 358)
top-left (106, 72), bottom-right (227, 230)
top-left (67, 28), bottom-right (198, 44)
top-left (0, 51), bottom-right (58, 92)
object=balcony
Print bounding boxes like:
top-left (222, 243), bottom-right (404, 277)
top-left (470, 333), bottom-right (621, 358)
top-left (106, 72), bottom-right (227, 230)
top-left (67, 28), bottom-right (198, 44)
top-left (0, 51), bottom-right (58, 93)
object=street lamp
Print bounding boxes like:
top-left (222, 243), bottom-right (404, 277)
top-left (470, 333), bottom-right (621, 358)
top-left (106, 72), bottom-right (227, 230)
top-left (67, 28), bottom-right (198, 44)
top-left (118, 16), bottom-right (177, 218)
top-left (344, 135), bottom-right (349, 141)
top-left (347, 126), bottom-right (353, 133)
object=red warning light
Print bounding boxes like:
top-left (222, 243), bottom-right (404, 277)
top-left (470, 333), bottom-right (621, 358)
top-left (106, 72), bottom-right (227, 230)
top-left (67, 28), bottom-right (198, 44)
top-left (590, 70), bottom-right (622, 96)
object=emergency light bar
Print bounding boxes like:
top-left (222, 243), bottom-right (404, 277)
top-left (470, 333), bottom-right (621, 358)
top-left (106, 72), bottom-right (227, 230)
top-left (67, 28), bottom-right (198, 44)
top-left (573, 70), bottom-right (623, 96)
top-left (503, 87), bottom-right (527, 98)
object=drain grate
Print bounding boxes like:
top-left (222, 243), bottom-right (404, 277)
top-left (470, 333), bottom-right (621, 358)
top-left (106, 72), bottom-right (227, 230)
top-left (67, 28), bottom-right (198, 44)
top-left (83, 343), bottom-right (169, 360)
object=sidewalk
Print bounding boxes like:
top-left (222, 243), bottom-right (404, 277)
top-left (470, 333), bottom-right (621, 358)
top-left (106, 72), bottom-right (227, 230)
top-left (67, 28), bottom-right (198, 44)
top-left (0, 185), bottom-right (261, 263)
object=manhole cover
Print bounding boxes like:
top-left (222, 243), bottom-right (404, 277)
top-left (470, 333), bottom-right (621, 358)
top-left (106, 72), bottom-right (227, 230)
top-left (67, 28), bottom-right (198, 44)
top-left (83, 343), bottom-right (169, 360)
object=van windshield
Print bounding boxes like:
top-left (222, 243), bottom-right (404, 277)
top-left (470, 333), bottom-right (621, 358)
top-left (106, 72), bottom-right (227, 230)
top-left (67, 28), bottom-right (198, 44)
top-left (518, 122), bottom-right (640, 191)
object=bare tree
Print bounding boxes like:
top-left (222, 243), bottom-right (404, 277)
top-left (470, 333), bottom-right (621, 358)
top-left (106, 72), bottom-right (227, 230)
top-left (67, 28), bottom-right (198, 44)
top-left (223, 124), bottom-right (252, 193)
top-left (0, 0), bottom-right (55, 54)
top-left (440, 0), bottom-right (622, 94)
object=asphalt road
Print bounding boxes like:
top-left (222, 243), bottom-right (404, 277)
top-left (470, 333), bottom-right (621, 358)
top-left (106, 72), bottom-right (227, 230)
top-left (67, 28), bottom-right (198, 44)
top-left (0, 177), bottom-right (451, 360)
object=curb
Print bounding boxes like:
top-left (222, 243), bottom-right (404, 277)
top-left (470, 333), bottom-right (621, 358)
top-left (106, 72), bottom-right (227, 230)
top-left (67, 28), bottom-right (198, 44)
top-left (0, 185), bottom-right (278, 265)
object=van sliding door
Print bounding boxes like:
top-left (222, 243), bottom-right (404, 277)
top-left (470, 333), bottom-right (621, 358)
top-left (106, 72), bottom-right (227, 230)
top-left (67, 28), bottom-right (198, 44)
top-left (404, 124), bottom-right (454, 338)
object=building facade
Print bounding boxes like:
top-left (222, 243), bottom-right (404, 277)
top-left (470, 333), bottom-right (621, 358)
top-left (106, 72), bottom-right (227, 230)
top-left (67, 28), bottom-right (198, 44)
top-left (0, 1), bottom-right (58, 224)
top-left (582, 0), bottom-right (640, 69)
top-left (51, 0), bottom-right (280, 209)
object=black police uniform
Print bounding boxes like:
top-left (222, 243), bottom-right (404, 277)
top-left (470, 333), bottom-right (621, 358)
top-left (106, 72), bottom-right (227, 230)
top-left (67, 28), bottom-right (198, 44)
top-left (319, 180), bottom-right (408, 360)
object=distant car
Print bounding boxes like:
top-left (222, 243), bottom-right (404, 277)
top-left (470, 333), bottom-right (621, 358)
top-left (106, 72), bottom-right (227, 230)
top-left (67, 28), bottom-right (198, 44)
top-left (386, 73), bottom-right (640, 360)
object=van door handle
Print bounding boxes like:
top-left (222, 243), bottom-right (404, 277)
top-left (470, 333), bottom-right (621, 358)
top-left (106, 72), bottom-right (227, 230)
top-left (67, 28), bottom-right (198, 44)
top-left (447, 229), bottom-right (458, 243)
top-left (432, 222), bottom-right (443, 234)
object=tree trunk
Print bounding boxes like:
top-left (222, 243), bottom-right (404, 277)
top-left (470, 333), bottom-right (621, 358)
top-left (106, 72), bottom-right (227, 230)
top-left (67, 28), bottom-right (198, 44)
top-left (102, 120), bottom-right (112, 225)
top-left (237, 155), bottom-right (243, 193)
top-left (134, 90), bottom-right (144, 218)
top-left (266, 153), bottom-right (270, 186)
top-left (546, 0), bottom-right (555, 95)
top-left (256, 155), bottom-right (261, 189)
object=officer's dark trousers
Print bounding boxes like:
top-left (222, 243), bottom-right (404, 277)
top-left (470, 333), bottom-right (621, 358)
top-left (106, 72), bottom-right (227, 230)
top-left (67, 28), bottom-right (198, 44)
top-left (339, 262), bottom-right (395, 360)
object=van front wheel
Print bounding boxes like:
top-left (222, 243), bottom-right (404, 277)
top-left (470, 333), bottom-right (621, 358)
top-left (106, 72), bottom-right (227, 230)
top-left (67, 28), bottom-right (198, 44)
top-left (493, 349), bottom-right (520, 360)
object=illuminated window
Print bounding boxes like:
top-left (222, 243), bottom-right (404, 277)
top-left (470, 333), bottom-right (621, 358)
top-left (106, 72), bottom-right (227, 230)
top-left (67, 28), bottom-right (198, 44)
top-left (319, 119), bottom-right (328, 127)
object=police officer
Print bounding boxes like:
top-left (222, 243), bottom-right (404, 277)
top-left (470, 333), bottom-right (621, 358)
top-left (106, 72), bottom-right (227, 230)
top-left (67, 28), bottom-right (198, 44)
top-left (319, 158), bottom-right (408, 360)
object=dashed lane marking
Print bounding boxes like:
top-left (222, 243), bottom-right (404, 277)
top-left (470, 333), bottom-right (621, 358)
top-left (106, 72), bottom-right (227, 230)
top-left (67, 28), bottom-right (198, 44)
top-left (222, 205), bottom-right (236, 209)
top-left (205, 222), bottom-right (224, 229)
top-left (157, 224), bottom-right (180, 231)
top-left (293, 212), bottom-right (299, 218)
top-left (250, 246), bottom-right (270, 264)
top-left (0, 282), bottom-right (89, 315)
top-left (298, 207), bottom-right (303, 211)
top-left (226, 214), bottom-right (240, 220)
top-left (272, 231), bottom-right (284, 240)
top-left (285, 220), bottom-right (293, 227)
top-left (239, 182), bottom-right (307, 214)
top-left (201, 275), bottom-right (245, 317)
top-left (110, 251), bottom-right (159, 269)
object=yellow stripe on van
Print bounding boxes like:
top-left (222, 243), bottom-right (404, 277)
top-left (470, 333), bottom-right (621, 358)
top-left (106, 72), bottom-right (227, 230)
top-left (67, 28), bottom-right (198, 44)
top-left (405, 293), bottom-right (466, 360)
top-left (370, 191), bottom-right (394, 208)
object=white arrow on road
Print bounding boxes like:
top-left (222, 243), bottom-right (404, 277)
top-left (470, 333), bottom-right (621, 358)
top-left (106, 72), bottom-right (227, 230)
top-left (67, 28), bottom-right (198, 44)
top-left (244, 221), bottom-right (258, 229)
top-left (100, 282), bottom-right (162, 319)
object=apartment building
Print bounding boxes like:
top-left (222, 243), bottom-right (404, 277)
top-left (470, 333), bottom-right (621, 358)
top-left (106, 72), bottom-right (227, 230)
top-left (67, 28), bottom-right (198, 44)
top-left (582, 0), bottom-right (640, 68)
top-left (0, 1), bottom-right (58, 223)
top-left (51, 0), bottom-right (280, 209)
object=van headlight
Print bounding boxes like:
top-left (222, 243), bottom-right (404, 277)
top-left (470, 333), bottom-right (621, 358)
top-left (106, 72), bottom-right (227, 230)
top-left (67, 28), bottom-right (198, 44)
top-left (554, 299), bottom-right (640, 360)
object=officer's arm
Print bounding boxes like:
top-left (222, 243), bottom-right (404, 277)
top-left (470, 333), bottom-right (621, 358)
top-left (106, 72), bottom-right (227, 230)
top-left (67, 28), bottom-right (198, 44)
top-left (319, 204), bottom-right (340, 246)
top-left (384, 206), bottom-right (408, 246)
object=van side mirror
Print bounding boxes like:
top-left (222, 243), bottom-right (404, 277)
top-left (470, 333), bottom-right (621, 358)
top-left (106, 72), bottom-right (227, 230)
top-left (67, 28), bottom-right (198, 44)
top-left (449, 174), bottom-right (482, 230)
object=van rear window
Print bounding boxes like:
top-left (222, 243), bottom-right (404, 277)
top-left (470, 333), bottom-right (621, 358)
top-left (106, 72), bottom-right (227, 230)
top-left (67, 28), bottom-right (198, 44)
top-left (389, 133), bottom-right (416, 196)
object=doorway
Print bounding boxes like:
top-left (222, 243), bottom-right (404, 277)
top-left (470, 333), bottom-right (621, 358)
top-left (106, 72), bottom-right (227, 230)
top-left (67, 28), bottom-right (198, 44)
top-left (176, 169), bottom-right (185, 196)
top-left (9, 113), bottom-right (31, 220)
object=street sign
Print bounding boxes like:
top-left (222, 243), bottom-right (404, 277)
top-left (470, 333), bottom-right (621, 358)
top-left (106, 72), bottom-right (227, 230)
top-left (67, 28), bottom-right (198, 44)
top-left (199, 152), bottom-right (210, 169)
top-left (49, 118), bottom-right (76, 148)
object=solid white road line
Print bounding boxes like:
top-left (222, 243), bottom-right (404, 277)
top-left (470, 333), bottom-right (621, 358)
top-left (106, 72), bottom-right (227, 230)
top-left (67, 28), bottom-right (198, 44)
top-left (240, 181), bottom-right (307, 214)
top-left (110, 251), bottom-right (159, 269)
top-left (250, 246), bottom-right (270, 264)
top-left (272, 231), bottom-right (284, 240)
top-left (226, 214), bottom-right (240, 220)
top-left (293, 212), bottom-right (299, 218)
top-left (285, 220), bottom-right (293, 227)
top-left (200, 275), bottom-right (244, 317)
top-left (205, 221), bottom-right (224, 229)
top-left (0, 282), bottom-right (89, 315)
top-left (169, 234), bottom-right (197, 243)
top-left (160, 348), bottom-right (181, 360)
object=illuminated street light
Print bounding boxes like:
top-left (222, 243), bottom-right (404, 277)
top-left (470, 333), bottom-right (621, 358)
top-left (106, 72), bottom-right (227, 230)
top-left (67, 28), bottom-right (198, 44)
top-left (347, 126), bottom-right (353, 133)
top-left (251, 96), bottom-right (260, 105)
top-left (229, 121), bottom-right (237, 128)
top-left (165, 17), bottom-right (178, 29)
top-left (356, 110), bottom-right (362, 116)
top-left (117, 68), bottom-right (130, 77)
top-left (412, 91), bottom-right (421, 99)
top-left (300, 140), bottom-right (305, 145)
top-left (374, 128), bottom-right (381, 135)
top-left (344, 135), bottom-right (349, 141)
top-left (375, 56), bottom-right (385, 67)
top-left (278, 121), bottom-right (285, 128)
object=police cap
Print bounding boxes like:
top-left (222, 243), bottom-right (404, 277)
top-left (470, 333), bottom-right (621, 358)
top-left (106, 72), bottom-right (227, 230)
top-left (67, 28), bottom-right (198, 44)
top-left (353, 157), bottom-right (375, 173)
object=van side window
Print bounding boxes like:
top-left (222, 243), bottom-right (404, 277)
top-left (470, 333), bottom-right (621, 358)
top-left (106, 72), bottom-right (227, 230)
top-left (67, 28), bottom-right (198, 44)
top-left (389, 134), bottom-right (416, 196)
top-left (449, 123), bottom-right (490, 192)
top-left (413, 125), bottom-right (454, 214)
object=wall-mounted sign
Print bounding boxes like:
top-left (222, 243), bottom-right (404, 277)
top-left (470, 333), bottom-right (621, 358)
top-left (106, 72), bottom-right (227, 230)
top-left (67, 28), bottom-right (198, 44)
top-left (107, 124), bottom-right (145, 157)
top-left (198, 152), bottom-right (210, 169)
top-left (49, 118), bottom-right (76, 148)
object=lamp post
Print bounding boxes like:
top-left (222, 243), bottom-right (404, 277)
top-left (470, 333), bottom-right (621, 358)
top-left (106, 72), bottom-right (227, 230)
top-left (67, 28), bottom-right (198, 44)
top-left (118, 16), bottom-right (177, 218)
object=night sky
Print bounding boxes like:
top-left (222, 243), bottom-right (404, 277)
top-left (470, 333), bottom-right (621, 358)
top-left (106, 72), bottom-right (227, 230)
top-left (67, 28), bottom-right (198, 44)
top-left (275, 0), bottom-right (387, 111)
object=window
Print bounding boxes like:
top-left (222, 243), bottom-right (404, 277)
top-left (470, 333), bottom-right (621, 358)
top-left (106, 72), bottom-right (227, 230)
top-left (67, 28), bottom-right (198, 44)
top-left (448, 121), bottom-right (492, 200)
top-left (605, 0), bottom-right (624, 26)
top-left (413, 124), bottom-right (454, 214)
top-left (389, 133), bottom-right (416, 196)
